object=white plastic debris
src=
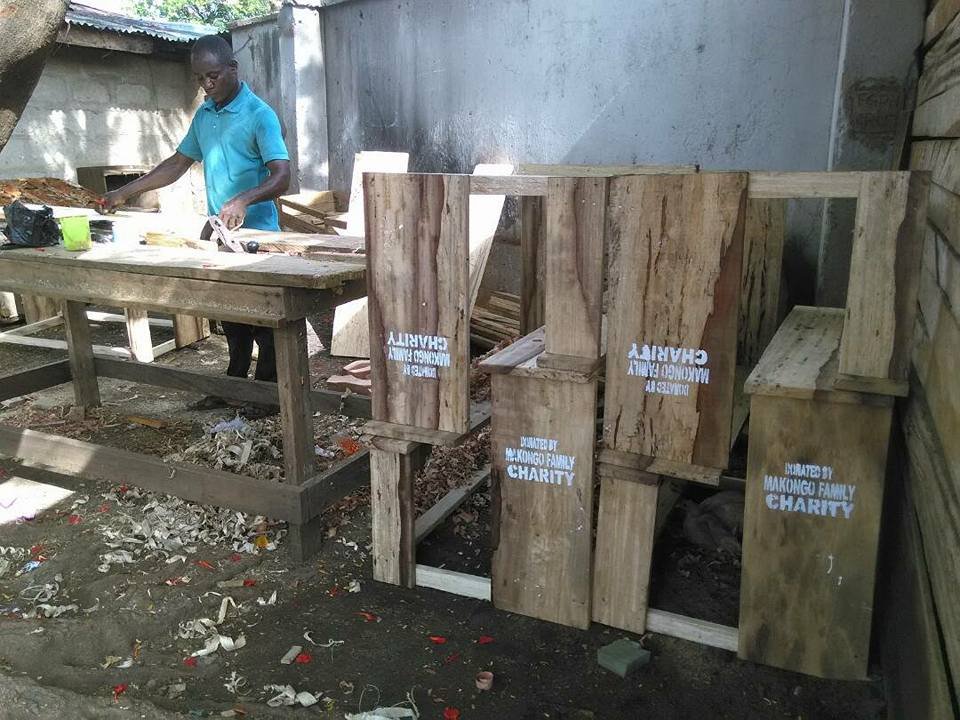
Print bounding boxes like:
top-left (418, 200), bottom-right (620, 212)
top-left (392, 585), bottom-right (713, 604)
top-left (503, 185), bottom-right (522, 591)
top-left (347, 579), bottom-right (362, 593)
top-left (209, 416), bottom-right (248, 435)
top-left (257, 590), bottom-right (278, 606)
top-left (190, 633), bottom-right (246, 657)
top-left (345, 709), bottom-right (417, 720)
top-left (223, 671), bottom-right (247, 694)
top-left (264, 685), bottom-right (319, 708)
top-left (279, 645), bottom-right (303, 665)
top-left (302, 632), bottom-right (345, 649)
top-left (34, 603), bottom-right (79, 618)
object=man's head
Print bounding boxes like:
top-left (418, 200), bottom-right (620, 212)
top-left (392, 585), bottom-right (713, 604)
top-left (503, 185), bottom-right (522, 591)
top-left (191, 35), bottom-right (238, 105)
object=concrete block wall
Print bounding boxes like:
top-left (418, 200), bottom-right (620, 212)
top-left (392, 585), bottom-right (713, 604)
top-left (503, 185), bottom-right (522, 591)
top-left (0, 44), bottom-right (205, 214)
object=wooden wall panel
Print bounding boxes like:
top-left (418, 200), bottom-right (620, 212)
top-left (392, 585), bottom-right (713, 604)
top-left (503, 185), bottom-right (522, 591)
top-left (366, 173), bottom-right (470, 433)
top-left (602, 172), bottom-right (747, 469)
top-left (737, 199), bottom-right (786, 368)
top-left (490, 373), bottom-right (597, 629)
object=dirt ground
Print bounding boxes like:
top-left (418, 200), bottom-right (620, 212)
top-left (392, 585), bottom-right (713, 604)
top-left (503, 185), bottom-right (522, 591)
top-left (0, 311), bottom-right (887, 719)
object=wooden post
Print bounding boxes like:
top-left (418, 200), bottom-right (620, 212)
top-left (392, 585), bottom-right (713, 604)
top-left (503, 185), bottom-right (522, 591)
top-left (519, 196), bottom-right (545, 335)
top-left (173, 314), bottom-right (210, 348)
top-left (370, 442), bottom-right (419, 588)
top-left (275, 318), bottom-right (314, 485)
top-left (124, 307), bottom-right (154, 362)
top-left (20, 295), bottom-right (59, 324)
top-left (738, 199), bottom-right (787, 368)
top-left (62, 300), bottom-right (100, 409)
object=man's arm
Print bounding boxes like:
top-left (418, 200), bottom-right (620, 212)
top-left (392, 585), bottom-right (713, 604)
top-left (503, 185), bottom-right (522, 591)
top-left (218, 159), bottom-right (291, 229)
top-left (100, 152), bottom-right (196, 210)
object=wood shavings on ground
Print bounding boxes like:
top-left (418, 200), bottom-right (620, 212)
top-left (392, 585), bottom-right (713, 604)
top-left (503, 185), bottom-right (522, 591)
top-left (414, 427), bottom-right (490, 515)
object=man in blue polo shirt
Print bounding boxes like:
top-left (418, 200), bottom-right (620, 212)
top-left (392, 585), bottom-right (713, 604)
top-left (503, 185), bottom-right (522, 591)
top-left (102, 35), bottom-right (291, 414)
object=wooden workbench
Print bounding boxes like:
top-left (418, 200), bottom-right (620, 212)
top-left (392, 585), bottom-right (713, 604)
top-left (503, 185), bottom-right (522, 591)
top-left (0, 244), bottom-right (368, 559)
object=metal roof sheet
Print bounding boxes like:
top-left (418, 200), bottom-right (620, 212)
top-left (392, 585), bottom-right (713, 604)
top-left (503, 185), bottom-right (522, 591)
top-left (65, 2), bottom-right (217, 44)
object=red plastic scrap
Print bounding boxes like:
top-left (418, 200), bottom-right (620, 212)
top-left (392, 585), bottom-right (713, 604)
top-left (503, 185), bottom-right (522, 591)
top-left (443, 708), bottom-right (461, 720)
top-left (477, 635), bottom-right (495, 645)
top-left (428, 635), bottom-right (447, 645)
top-left (355, 611), bottom-right (381, 623)
top-left (195, 560), bottom-right (216, 571)
top-left (242, 579), bottom-right (256, 587)
top-left (67, 514), bottom-right (82, 525)
top-left (182, 657), bottom-right (197, 668)
top-left (328, 585), bottom-right (343, 597)
top-left (337, 437), bottom-right (362, 456)
top-left (112, 683), bottom-right (128, 702)
top-left (443, 652), bottom-right (461, 665)
top-left (294, 652), bottom-right (312, 664)
top-left (230, 553), bottom-right (243, 562)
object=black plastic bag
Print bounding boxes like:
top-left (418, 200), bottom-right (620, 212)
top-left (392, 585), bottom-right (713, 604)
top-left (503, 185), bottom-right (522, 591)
top-left (2, 199), bottom-right (61, 248)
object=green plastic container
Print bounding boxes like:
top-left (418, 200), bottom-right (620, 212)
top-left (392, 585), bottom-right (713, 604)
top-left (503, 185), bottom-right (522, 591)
top-left (61, 215), bottom-right (91, 251)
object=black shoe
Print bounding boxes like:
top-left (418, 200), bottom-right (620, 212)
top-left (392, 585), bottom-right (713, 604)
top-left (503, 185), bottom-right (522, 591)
top-left (190, 395), bottom-right (231, 410)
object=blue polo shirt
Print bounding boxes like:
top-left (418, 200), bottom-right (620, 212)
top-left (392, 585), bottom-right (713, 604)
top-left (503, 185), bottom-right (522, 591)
top-left (177, 82), bottom-right (288, 231)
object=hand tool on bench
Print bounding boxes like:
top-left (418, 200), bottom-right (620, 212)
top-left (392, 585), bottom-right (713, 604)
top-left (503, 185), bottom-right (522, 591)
top-left (208, 214), bottom-right (259, 254)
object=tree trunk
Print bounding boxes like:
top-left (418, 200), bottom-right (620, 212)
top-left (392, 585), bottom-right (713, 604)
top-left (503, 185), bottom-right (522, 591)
top-left (0, 0), bottom-right (70, 152)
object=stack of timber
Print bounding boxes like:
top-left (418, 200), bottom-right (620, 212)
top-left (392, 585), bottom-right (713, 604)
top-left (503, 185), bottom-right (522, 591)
top-left (882, 5), bottom-right (960, 716)
top-left (278, 190), bottom-right (341, 234)
top-left (470, 291), bottom-right (521, 348)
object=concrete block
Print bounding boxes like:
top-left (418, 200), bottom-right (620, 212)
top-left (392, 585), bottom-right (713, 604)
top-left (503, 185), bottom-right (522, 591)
top-left (73, 83), bottom-right (110, 106)
top-left (597, 638), bottom-right (650, 678)
top-left (157, 85), bottom-right (188, 110)
top-left (113, 83), bottom-right (154, 107)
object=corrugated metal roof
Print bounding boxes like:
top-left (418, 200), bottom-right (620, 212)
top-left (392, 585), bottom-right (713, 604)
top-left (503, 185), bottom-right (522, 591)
top-left (65, 2), bottom-right (217, 44)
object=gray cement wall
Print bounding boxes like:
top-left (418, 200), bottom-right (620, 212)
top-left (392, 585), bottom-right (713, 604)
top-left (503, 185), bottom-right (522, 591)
top-left (317, 0), bottom-right (924, 303)
top-left (0, 44), bottom-right (204, 214)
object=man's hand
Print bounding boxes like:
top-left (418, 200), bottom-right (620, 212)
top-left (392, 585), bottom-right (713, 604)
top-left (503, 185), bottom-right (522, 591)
top-left (98, 190), bottom-right (127, 213)
top-left (219, 197), bottom-right (248, 230)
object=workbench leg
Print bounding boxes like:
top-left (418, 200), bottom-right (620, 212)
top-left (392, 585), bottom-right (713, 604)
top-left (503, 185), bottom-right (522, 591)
top-left (173, 314), bottom-right (210, 348)
top-left (370, 446), bottom-right (417, 588)
top-left (288, 516), bottom-right (325, 562)
top-left (124, 308), bottom-right (154, 362)
top-left (62, 301), bottom-right (100, 410)
top-left (520, 195), bottom-right (546, 335)
top-left (275, 318), bottom-right (314, 484)
top-left (20, 295), bottom-right (59, 324)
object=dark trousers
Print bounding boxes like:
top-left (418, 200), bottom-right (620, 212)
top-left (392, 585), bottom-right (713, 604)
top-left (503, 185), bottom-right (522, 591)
top-left (222, 321), bottom-right (277, 382)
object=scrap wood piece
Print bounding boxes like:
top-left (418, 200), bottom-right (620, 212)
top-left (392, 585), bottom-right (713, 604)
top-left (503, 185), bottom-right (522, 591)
top-left (326, 375), bottom-right (371, 396)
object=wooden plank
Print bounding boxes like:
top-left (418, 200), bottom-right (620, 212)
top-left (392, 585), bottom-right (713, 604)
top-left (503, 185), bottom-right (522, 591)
top-left (124, 308), bottom-right (154, 363)
top-left (298, 449), bottom-right (371, 523)
top-left (645, 609), bottom-right (738, 652)
top-left (0, 245), bottom-right (363, 291)
top-left (3, 315), bottom-right (63, 336)
top-left (0, 258), bottom-right (307, 327)
top-left (0, 360), bottom-right (71, 401)
top-left (62, 300), bottom-right (100, 409)
top-left (520, 195), bottom-right (546, 334)
top-left (346, 151), bottom-right (409, 235)
top-left (366, 173), bottom-right (470, 434)
top-left (902, 383), bottom-right (960, 694)
top-left (469, 175), bottom-right (547, 196)
top-left (542, 177), bottom-right (607, 364)
top-left (517, 163), bottom-right (697, 177)
top-left (738, 199), bottom-right (786, 367)
top-left (479, 326), bottom-right (546, 374)
top-left (739, 393), bottom-right (893, 679)
top-left (58, 24), bottom-right (154, 53)
top-left (919, 12), bottom-right (960, 105)
top-left (490, 373), bottom-right (597, 629)
top-left (881, 476), bottom-right (956, 720)
top-left (602, 172), bottom-right (747, 469)
top-left (592, 470), bottom-right (659, 633)
top-left (468, 164), bottom-right (512, 310)
top-left (910, 140), bottom-right (960, 196)
top-left (0, 331), bottom-right (131, 358)
top-left (747, 172), bottom-right (862, 199)
top-left (926, 0), bottom-right (960, 46)
top-left (94, 357), bottom-right (372, 418)
top-left (415, 465), bottom-right (490, 543)
top-left (173, 314), bottom-right (210, 348)
top-left (927, 182), bottom-right (960, 256)
top-left (364, 405), bottom-right (490, 447)
top-left (370, 448), bottom-right (417, 588)
top-left (838, 172), bottom-right (929, 392)
top-left (274, 319), bottom-right (314, 484)
top-left (0, 425), bottom-right (302, 521)
top-left (18, 295), bottom-right (59, 324)
top-left (745, 306), bottom-right (894, 407)
top-left (915, 82), bottom-right (960, 137)
top-left (415, 565), bottom-right (491, 601)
